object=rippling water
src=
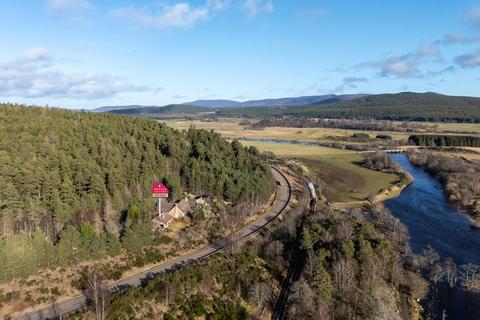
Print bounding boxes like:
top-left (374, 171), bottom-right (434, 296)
top-left (385, 154), bottom-right (480, 319)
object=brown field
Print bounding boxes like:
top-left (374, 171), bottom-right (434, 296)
top-left (163, 118), bottom-right (411, 141)
top-left (421, 122), bottom-right (480, 134)
top-left (163, 118), bottom-right (480, 145)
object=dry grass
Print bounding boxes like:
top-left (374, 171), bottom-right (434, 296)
top-left (238, 140), bottom-right (399, 203)
top-left (420, 122), bottom-right (480, 134)
top-left (239, 140), bottom-right (352, 157)
top-left (163, 119), bottom-right (411, 141)
top-left (163, 119), bottom-right (480, 142)
top-left (302, 154), bottom-right (400, 202)
top-left (167, 220), bottom-right (188, 233)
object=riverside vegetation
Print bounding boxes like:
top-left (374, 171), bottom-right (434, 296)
top-left (408, 151), bottom-right (480, 222)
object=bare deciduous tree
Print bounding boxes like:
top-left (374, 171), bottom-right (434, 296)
top-left (287, 279), bottom-right (315, 319)
top-left (83, 267), bottom-right (109, 320)
top-left (423, 246), bottom-right (440, 267)
top-left (429, 263), bottom-right (444, 285)
top-left (248, 281), bottom-right (273, 316)
top-left (332, 258), bottom-right (355, 296)
top-left (264, 240), bottom-right (285, 266)
top-left (335, 220), bottom-right (353, 242)
top-left (443, 258), bottom-right (457, 288)
top-left (361, 256), bottom-right (383, 292)
top-left (460, 263), bottom-right (480, 292)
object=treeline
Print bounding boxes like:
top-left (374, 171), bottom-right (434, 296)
top-left (363, 152), bottom-right (402, 172)
top-left (0, 103), bottom-right (273, 282)
top-left (218, 93), bottom-right (480, 123)
top-left (0, 214), bottom-right (171, 283)
top-left (409, 152), bottom-right (480, 212)
top-left (409, 134), bottom-right (480, 147)
top-left (250, 117), bottom-right (432, 132)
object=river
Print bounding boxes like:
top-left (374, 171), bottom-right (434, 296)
top-left (385, 154), bottom-right (480, 319)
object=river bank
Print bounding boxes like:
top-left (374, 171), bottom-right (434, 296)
top-left (408, 151), bottom-right (480, 227)
top-left (370, 174), bottom-right (412, 203)
top-left (385, 154), bottom-right (480, 319)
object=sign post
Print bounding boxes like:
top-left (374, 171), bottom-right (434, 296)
top-left (152, 182), bottom-right (169, 216)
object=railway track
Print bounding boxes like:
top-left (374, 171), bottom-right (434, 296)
top-left (11, 167), bottom-right (292, 320)
top-left (271, 175), bottom-right (316, 320)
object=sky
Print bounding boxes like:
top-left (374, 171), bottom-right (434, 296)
top-left (0, 0), bottom-right (480, 109)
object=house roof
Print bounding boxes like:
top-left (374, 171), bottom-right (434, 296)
top-left (177, 198), bottom-right (192, 212)
top-left (160, 198), bottom-right (175, 213)
top-left (169, 205), bottom-right (186, 217)
top-left (156, 213), bottom-right (173, 225)
top-left (188, 199), bottom-right (197, 208)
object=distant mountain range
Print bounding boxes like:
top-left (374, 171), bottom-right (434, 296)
top-left (93, 94), bottom-right (369, 112)
top-left (92, 105), bottom-right (159, 113)
top-left (216, 92), bottom-right (480, 122)
top-left (94, 92), bottom-right (480, 123)
top-left (104, 104), bottom-right (211, 116)
top-left (183, 94), bottom-right (369, 108)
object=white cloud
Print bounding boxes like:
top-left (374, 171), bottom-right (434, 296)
top-left (112, 1), bottom-right (228, 30)
top-left (335, 77), bottom-right (367, 93)
top-left (153, 86), bottom-right (164, 95)
top-left (47, 0), bottom-right (92, 12)
top-left (0, 48), bottom-right (148, 100)
top-left (359, 53), bottom-right (420, 78)
top-left (357, 42), bottom-right (450, 78)
top-left (435, 32), bottom-right (480, 45)
top-left (172, 94), bottom-right (187, 99)
top-left (22, 47), bottom-right (52, 63)
top-left (244, 0), bottom-right (274, 18)
top-left (207, 0), bottom-right (230, 11)
top-left (418, 43), bottom-right (439, 56)
top-left (455, 48), bottom-right (480, 68)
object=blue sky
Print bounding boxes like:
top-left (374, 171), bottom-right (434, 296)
top-left (0, 0), bottom-right (480, 109)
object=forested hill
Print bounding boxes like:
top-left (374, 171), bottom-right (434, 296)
top-left (107, 104), bottom-right (211, 116)
top-left (217, 92), bottom-right (480, 122)
top-left (0, 103), bottom-right (273, 239)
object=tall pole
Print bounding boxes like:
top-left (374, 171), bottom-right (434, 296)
top-left (158, 198), bottom-right (162, 216)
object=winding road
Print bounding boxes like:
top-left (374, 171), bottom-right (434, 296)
top-left (10, 167), bottom-right (292, 320)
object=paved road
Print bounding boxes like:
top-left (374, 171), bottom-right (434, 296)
top-left (11, 167), bottom-right (292, 320)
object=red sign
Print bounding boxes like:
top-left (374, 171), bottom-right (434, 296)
top-left (152, 182), bottom-right (169, 198)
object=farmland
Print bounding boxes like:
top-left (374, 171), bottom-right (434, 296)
top-left (238, 140), bottom-right (400, 203)
top-left (163, 118), bottom-right (480, 143)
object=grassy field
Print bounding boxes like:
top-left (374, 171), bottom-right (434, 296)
top-left (239, 140), bottom-right (399, 203)
top-left (163, 119), bottom-right (480, 144)
top-left (424, 122), bottom-right (480, 134)
top-left (163, 119), bottom-right (411, 141)
top-left (302, 154), bottom-right (400, 202)
top-left (239, 140), bottom-right (351, 157)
